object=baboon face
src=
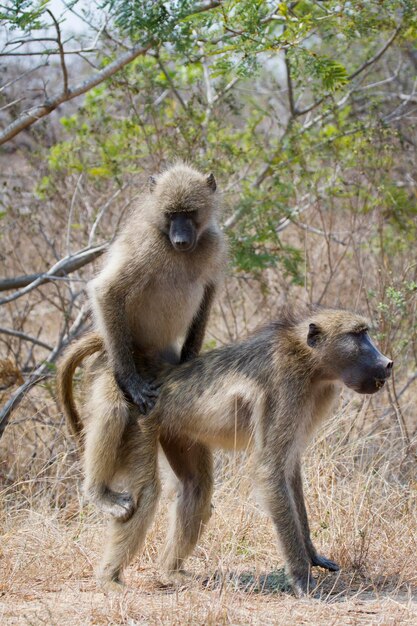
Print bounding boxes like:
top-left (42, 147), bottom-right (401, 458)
top-left (308, 322), bottom-right (393, 394)
top-left (165, 211), bottom-right (199, 252)
top-left (150, 168), bottom-right (217, 253)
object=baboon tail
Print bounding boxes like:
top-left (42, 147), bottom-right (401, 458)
top-left (57, 331), bottom-right (104, 438)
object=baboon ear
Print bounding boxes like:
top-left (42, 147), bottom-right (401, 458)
top-left (307, 323), bottom-right (321, 347)
top-left (149, 175), bottom-right (157, 192)
top-left (206, 173), bottom-right (217, 192)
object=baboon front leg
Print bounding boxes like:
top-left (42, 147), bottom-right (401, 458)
top-left (291, 462), bottom-right (340, 572)
top-left (159, 434), bottom-right (213, 574)
top-left (259, 462), bottom-right (315, 597)
top-left (180, 283), bottom-right (215, 362)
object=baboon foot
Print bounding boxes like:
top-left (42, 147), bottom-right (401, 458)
top-left (311, 553), bottom-right (340, 572)
top-left (99, 578), bottom-right (125, 594)
top-left (291, 573), bottom-right (317, 598)
top-left (157, 569), bottom-right (192, 588)
top-left (87, 485), bottom-right (135, 521)
top-left (97, 571), bottom-right (125, 593)
top-left (106, 491), bottom-right (135, 521)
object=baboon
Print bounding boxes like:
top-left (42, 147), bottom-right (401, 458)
top-left (57, 162), bottom-right (227, 521)
top-left (59, 307), bottom-right (392, 596)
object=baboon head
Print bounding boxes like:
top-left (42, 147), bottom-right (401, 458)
top-left (149, 162), bottom-right (218, 253)
top-left (307, 310), bottom-right (393, 394)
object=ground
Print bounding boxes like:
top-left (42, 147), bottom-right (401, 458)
top-left (1, 417), bottom-right (416, 625)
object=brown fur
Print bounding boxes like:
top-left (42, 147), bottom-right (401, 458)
top-left (57, 332), bottom-right (103, 437)
top-left (58, 308), bottom-right (392, 596)
top-left (57, 162), bottom-right (227, 520)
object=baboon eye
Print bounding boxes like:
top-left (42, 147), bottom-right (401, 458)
top-left (351, 328), bottom-right (368, 336)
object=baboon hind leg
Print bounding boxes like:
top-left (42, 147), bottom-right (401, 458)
top-left (98, 420), bottom-right (161, 586)
top-left (159, 434), bottom-right (214, 574)
top-left (98, 478), bottom-right (161, 587)
top-left (84, 369), bottom-right (134, 520)
top-left (290, 461), bottom-right (339, 572)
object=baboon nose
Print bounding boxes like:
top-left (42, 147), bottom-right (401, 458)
top-left (386, 360), bottom-right (393, 376)
top-left (173, 238), bottom-right (193, 251)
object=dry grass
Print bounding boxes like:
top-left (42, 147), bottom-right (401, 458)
top-left (1, 396), bottom-right (416, 625)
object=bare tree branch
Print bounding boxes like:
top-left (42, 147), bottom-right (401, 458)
top-left (348, 25), bottom-right (402, 81)
top-left (156, 55), bottom-right (188, 111)
top-left (295, 25), bottom-right (402, 117)
top-left (0, 42), bottom-right (152, 145)
top-left (88, 186), bottom-right (130, 246)
top-left (0, 327), bottom-right (53, 351)
top-left (0, 242), bottom-right (107, 296)
top-left (284, 50), bottom-right (296, 117)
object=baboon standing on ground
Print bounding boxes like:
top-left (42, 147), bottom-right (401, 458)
top-left (60, 308), bottom-right (392, 596)
top-left (58, 162), bottom-right (227, 522)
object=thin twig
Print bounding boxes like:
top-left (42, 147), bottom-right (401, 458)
top-left (88, 189), bottom-right (130, 246)
top-left (46, 9), bottom-right (69, 94)
top-left (66, 174), bottom-right (83, 255)
top-left (0, 327), bottom-right (53, 351)
top-left (0, 63), bottom-right (48, 93)
top-left (292, 221), bottom-right (348, 245)
top-left (348, 25), bottom-right (402, 81)
top-left (156, 55), bottom-right (187, 110)
top-left (284, 50), bottom-right (296, 117)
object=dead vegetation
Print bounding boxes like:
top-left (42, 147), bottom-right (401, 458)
top-left (1, 398), bottom-right (416, 624)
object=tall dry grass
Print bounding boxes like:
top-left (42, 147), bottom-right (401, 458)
top-left (1, 381), bottom-right (416, 624)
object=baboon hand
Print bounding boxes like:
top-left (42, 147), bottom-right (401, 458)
top-left (311, 553), bottom-right (340, 572)
top-left (115, 372), bottom-right (161, 415)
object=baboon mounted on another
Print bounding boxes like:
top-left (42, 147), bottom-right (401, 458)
top-left (58, 161), bottom-right (227, 522)
top-left (59, 307), bottom-right (392, 597)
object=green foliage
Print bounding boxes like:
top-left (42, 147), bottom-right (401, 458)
top-left (0, 0), bottom-right (53, 30)
top-left (28, 0), bottom-right (417, 282)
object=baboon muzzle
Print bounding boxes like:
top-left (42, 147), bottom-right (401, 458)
top-left (344, 333), bottom-right (393, 394)
top-left (169, 213), bottom-right (197, 252)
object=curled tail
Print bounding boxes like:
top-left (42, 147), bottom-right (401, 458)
top-left (57, 332), bottom-right (104, 438)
